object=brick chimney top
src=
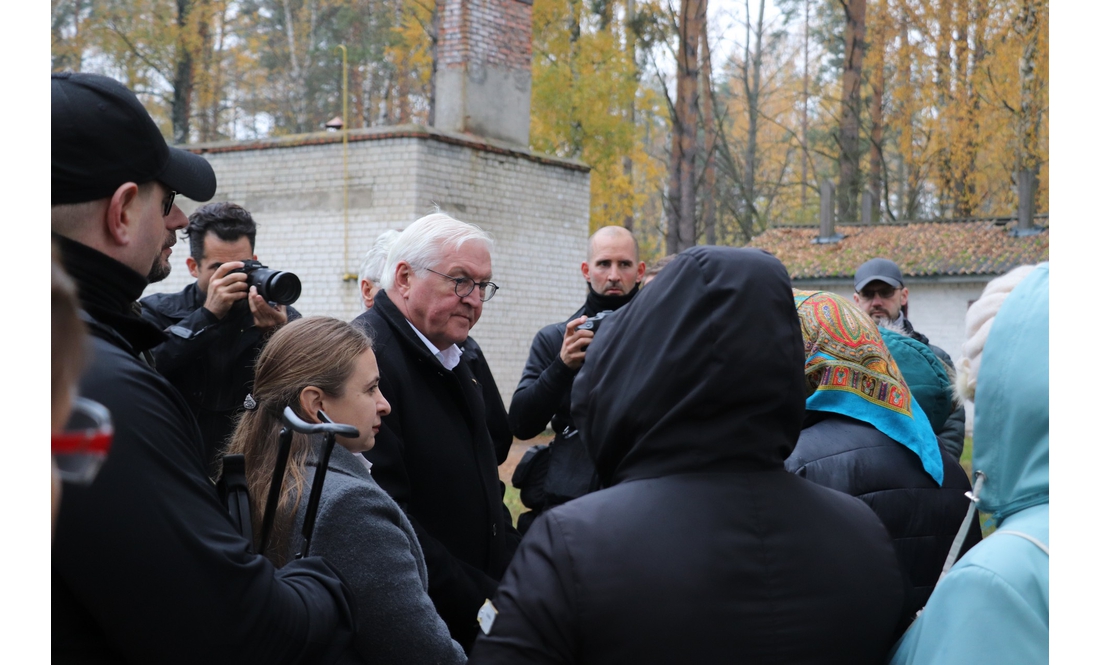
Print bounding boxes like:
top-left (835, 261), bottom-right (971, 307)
top-left (435, 0), bottom-right (533, 146)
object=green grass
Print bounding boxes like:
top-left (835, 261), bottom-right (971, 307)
top-left (959, 435), bottom-right (997, 538)
top-left (503, 484), bottom-right (524, 523)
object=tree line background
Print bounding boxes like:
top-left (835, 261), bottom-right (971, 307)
top-left (51, 0), bottom-right (1048, 258)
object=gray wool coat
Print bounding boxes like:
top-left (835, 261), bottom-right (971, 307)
top-left (290, 438), bottom-right (466, 665)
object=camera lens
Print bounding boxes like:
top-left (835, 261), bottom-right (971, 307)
top-left (249, 268), bottom-right (302, 305)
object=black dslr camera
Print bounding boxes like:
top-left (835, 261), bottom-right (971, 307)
top-left (577, 310), bottom-right (613, 334)
top-left (231, 260), bottom-right (302, 306)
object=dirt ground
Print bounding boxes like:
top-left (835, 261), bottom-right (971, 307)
top-left (498, 432), bottom-right (553, 484)
top-left (498, 432), bottom-right (553, 520)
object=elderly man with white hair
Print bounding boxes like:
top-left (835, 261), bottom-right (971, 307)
top-left (358, 229), bottom-right (401, 310)
top-left (351, 213), bottom-right (520, 653)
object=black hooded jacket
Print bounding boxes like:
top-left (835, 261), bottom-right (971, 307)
top-left (52, 236), bottom-right (355, 664)
top-left (469, 247), bottom-right (906, 665)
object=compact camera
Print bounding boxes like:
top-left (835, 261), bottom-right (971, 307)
top-left (577, 310), bottom-right (613, 334)
top-left (231, 260), bottom-right (302, 306)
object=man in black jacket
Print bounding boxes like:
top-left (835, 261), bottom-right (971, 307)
top-left (141, 203), bottom-right (299, 473)
top-left (853, 257), bottom-right (967, 460)
top-left (51, 72), bottom-right (355, 663)
top-left (351, 212), bottom-right (520, 652)
top-left (509, 226), bottom-right (645, 532)
top-left (358, 229), bottom-right (512, 464)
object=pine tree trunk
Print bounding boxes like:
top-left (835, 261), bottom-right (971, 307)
top-left (867, 0), bottom-right (885, 223)
top-left (700, 0), bottom-right (716, 245)
top-left (171, 0), bottom-right (195, 144)
top-left (836, 0), bottom-right (866, 222)
top-left (676, 0), bottom-right (703, 250)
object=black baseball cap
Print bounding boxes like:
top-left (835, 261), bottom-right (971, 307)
top-left (52, 72), bottom-right (216, 205)
top-left (854, 258), bottom-right (905, 292)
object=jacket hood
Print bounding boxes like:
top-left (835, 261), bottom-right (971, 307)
top-left (572, 246), bottom-right (805, 487)
top-left (880, 329), bottom-right (953, 433)
top-left (972, 263), bottom-right (1048, 523)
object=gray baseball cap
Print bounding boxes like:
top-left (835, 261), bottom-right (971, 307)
top-left (854, 258), bottom-right (904, 292)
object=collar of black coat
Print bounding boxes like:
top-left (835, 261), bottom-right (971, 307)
top-left (370, 289), bottom-right (456, 370)
top-left (583, 282), bottom-right (639, 317)
top-left (54, 233), bottom-right (168, 353)
top-left (570, 246), bottom-right (807, 488)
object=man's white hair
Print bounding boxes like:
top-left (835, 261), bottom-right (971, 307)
top-left (955, 264), bottom-right (1039, 402)
top-left (380, 212), bottom-right (494, 290)
top-left (358, 229), bottom-right (402, 285)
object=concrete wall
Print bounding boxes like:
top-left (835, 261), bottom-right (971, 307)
top-left (142, 127), bottom-right (591, 407)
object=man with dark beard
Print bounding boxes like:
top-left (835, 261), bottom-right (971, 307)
top-left (509, 226), bottom-right (645, 532)
top-left (852, 257), bottom-right (966, 461)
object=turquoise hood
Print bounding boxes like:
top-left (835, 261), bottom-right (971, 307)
top-left (972, 263), bottom-right (1049, 525)
top-left (881, 329), bottom-right (954, 433)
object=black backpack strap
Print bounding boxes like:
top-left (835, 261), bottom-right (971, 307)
top-left (218, 454), bottom-right (254, 552)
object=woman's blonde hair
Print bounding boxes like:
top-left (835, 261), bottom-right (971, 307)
top-left (224, 316), bottom-right (372, 565)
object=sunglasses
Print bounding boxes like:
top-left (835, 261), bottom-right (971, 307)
top-left (52, 397), bottom-right (114, 485)
top-left (859, 285), bottom-right (897, 300)
top-left (162, 190), bottom-right (177, 217)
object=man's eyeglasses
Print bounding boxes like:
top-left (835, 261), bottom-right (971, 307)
top-left (420, 267), bottom-right (499, 302)
top-left (52, 397), bottom-right (114, 485)
top-left (162, 190), bottom-right (177, 217)
top-left (859, 285), bottom-right (897, 300)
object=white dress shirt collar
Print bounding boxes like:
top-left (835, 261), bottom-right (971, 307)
top-left (405, 319), bottom-right (462, 371)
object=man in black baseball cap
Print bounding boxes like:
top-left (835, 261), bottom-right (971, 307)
top-left (851, 256), bottom-right (967, 462)
top-left (52, 71), bottom-right (217, 283)
top-left (853, 257), bottom-right (908, 325)
top-left (51, 72), bottom-right (357, 663)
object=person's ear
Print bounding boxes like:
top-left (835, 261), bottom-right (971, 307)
top-left (360, 278), bottom-right (374, 308)
top-left (581, 261), bottom-right (591, 282)
top-left (186, 256), bottom-right (200, 279)
top-left (900, 287), bottom-right (909, 306)
top-left (636, 261), bottom-right (646, 282)
top-left (298, 386), bottom-right (325, 422)
top-left (104, 182), bottom-right (142, 247)
top-left (394, 262), bottom-right (414, 297)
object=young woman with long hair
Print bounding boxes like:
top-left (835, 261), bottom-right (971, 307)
top-left (226, 316), bottom-right (465, 664)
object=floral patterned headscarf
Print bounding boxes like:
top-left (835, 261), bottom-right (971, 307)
top-left (793, 290), bottom-right (943, 485)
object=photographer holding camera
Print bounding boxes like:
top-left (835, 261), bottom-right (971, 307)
top-left (141, 202), bottom-right (301, 473)
top-left (509, 226), bottom-right (645, 532)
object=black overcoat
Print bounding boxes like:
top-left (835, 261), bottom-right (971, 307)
top-left (470, 247), bottom-right (906, 665)
top-left (352, 291), bottom-right (520, 651)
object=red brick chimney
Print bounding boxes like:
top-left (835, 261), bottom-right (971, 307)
top-left (435, 0), bottom-right (533, 146)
